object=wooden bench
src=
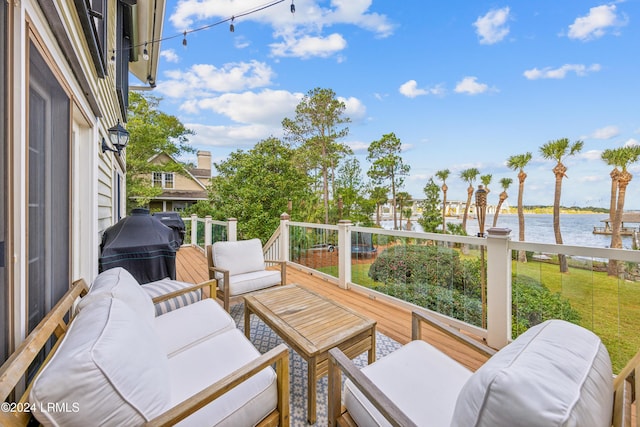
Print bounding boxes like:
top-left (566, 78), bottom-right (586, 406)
top-left (0, 276), bottom-right (290, 426)
top-left (328, 311), bottom-right (639, 427)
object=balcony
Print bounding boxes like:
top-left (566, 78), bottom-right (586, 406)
top-left (179, 214), bottom-right (640, 376)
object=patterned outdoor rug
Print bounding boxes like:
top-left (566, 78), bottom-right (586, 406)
top-left (230, 303), bottom-right (402, 426)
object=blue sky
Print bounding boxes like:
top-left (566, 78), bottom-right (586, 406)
top-left (141, 0), bottom-right (640, 210)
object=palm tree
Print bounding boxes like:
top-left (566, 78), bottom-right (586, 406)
top-left (396, 191), bottom-right (412, 230)
top-left (507, 152), bottom-right (532, 262)
top-left (493, 177), bottom-right (513, 227)
top-left (370, 186), bottom-right (389, 226)
top-left (601, 146), bottom-right (640, 276)
top-left (459, 168), bottom-right (480, 233)
top-left (435, 169), bottom-right (450, 233)
top-left (540, 138), bottom-right (584, 273)
top-left (480, 174), bottom-right (492, 194)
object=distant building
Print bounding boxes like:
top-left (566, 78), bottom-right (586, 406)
top-left (143, 150), bottom-right (212, 212)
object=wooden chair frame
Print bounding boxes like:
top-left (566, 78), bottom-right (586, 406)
top-left (328, 310), bottom-right (640, 427)
top-left (206, 244), bottom-right (286, 312)
top-left (0, 278), bottom-right (291, 427)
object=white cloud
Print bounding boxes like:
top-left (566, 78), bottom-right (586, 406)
top-left (186, 123), bottom-right (276, 148)
top-left (156, 60), bottom-right (275, 98)
top-left (346, 140), bottom-right (369, 153)
top-left (454, 77), bottom-right (490, 95)
top-left (399, 80), bottom-right (445, 98)
top-left (568, 4), bottom-right (627, 41)
top-left (160, 49), bottom-right (179, 63)
top-left (339, 96), bottom-right (367, 121)
top-left (473, 7), bottom-right (511, 45)
top-left (580, 150), bottom-right (603, 161)
top-left (523, 63), bottom-right (601, 80)
top-left (624, 138), bottom-right (640, 147)
top-left (591, 125), bottom-right (620, 140)
top-left (270, 33), bottom-right (347, 58)
top-left (187, 89), bottom-right (302, 124)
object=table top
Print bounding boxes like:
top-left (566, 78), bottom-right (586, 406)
top-left (244, 284), bottom-right (376, 357)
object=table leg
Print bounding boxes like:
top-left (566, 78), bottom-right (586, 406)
top-left (244, 304), bottom-right (251, 339)
top-left (307, 356), bottom-right (317, 424)
top-left (368, 328), bottom-right (376, 365)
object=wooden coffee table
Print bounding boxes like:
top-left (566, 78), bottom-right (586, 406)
top-left (244, 284), bottom-right (376, 424)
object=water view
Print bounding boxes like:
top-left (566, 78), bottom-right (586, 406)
top-left (385, 213), bottom-right (637, 249)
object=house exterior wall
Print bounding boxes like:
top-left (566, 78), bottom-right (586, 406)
top-left (2, 0), bottom-right (164, 363)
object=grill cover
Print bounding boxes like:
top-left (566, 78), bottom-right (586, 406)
top-left (153, 212), bottom-right (186, 246)
top-left (99, 209), bottom-right (179, 284)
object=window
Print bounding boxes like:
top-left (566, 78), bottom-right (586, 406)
top-left (115, 0), bottom-right (132, 119)
top-left (72, 0), bottom-right (107, 77)
top-left (153, 172), bottom-right (175, 189)
top-left (27, 41), bottom-right (70, 337)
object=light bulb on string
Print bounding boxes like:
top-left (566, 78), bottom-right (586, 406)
top-left (142, 42), bottom-right (149, 60)
top-left (230, 16), bottom-right (235, 32)
top-left (182, 31), bottom-right (187, 46)
top-left (290, 0), bottom-right (295, 14)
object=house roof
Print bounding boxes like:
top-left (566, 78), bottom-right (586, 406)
top-left (147, 152), bottom-right (207, 190)
top-left (154, 190), bottom-right (208, 201)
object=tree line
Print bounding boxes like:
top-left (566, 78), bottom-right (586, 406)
top-left (126, 89), bottom-right (640, 277)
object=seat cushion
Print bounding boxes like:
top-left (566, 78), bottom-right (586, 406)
top-left (154, 298), bottom-right (236, 357)
top-left (222, 270), bottom-right (281, 296)
top-left (167, 329), bottom-right (278, 427)
top-left (30, 298), bottom-right (170, 426)
top-left (142, 278), bottom-right (202, 315)
top-left (344, 340), bottom-right (473, 427)
top-left (77, 267), bottom-right (155, 324)
top-left (451, 319), bottom-right (614, 427)
top-left (212, 239), bottom-right (265, 276)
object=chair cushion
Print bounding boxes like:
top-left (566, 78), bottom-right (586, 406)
top-left (451, 319), bottom-right (614, 427)
top-left (142, 278), bottom-right (202, 315)
top-left (167, 329), bottom-right (278, 427)
top-left (154, 298), bottom-right (236, 357)
top-left (30, 298), bottom-right (170, 426)
top-left (344, 340), bottom-right (473, 427)
top-left (221, 270), bottom-right (282, 296)
top-left (212, 239), bottom-right (265, 276)
top-left (77, 267), bottom-right (155, 324)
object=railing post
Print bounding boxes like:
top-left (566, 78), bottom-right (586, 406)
top-left (279, 213), bottom-right (290, 262)
top-left (338, 220), bottom-right (352, 289)
top-left (227, 218), bottom-right (237, 241)
top-left (486, 227), bottom-right (512, 349)
top-left (190, 214), bottom-right (197, 246)
top-left (204, 215), bottom-right (212, 249)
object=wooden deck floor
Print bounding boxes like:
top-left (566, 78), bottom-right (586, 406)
top-left (176, 245), bottom-right (488, 371)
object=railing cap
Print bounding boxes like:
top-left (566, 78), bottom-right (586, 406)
top-left (280, 213), bottom-right (290, 220)
top-left (487, 227), bottom-right (512, 236)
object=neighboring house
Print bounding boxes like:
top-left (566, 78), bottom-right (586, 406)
top-left (1, 0), bottom-right (165, 364)
top-left (143, 150), bottom-right (212, 212)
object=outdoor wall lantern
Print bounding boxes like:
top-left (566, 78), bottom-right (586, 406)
top-left (101, 120), bottom-right (130, 156)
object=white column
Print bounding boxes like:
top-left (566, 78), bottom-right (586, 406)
top-left (190, 214), bottom-right (197, 246)
top-left (204, 216), bottom-right (212, 249)
top-left (279, 213), bottom-right (290, 262)
top-left (486, 227), bottom-right (512, 349)
top-left (338, 220), bottom-right (352, 289)
top-left (227, 218), bottom-right (237, 241)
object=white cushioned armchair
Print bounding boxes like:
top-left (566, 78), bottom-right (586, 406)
top-left (328, 312), bottom-right (640, 427)
top-left (207, 238), bottom-right (286, 312)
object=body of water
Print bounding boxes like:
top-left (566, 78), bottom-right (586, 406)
top-left (382, 213), bottom-right (637, 249)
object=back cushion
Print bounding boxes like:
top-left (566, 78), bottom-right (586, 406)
top-left (77, 267), bottom-right (155, 324)
top-left (212, 239), bottom-right (265, 276)
top-left (451, 320), bottom-right (613, 427)
top-left (30, 298), bottom-right (170, 426)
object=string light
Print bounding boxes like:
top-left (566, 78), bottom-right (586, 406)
top-left (142, 42), bottom-right (149, 60)
top-left (290, 0), bottom-right (295, 14)
top-left (110, 0), bottom-right (287, 56)
top-left (230, 16), bottom-right (235, 32)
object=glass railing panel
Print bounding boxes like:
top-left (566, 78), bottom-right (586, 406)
top-left (288, 223), bottom-right (339, 278)
top-left (511, 242), bottom-right (640, 373)
top-left (351, 228), bottom-right (486, 328)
